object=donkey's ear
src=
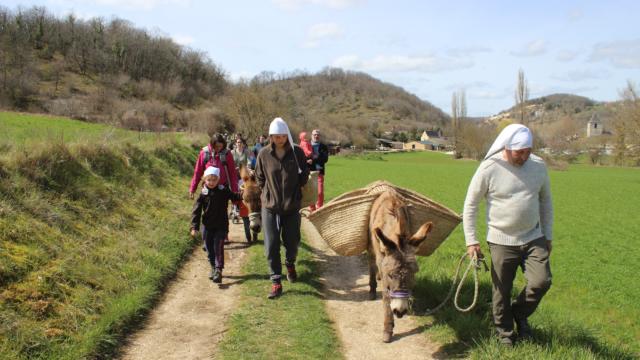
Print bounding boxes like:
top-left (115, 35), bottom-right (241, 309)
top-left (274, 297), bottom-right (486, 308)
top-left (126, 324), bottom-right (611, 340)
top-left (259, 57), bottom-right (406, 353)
top-left (408, 222), bottom-right (432, 248)
top-left (375, 227), bottom-right (397, 251)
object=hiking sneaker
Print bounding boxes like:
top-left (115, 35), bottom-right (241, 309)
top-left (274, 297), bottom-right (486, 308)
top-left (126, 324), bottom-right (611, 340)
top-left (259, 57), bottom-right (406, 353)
top-left (499, 335), bottom-right (514, 347)
top-left (516, 318), bottom-right (532, 340)
top-left (286, 264), bottom-right (297, 283)
top-left (208, 268), bottom-right (215, 280)
top-left (212, 268), bottom-right (222, 283)
top-left (267, 283), bottom-right (283, 299)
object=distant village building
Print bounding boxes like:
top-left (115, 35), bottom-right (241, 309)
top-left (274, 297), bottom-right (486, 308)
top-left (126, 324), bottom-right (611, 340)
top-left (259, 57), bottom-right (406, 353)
top-left (376, 138), bottom-right (403, 150)
top-left (587, 114), bottom-right (603, 137)
top-left (420, 129), bottom-right (443, 141)
top-left (404, 139), bottom-right (449, 151)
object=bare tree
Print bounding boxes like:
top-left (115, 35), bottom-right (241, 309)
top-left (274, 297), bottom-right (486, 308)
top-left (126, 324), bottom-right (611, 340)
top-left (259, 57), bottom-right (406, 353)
top-left (222, 81), bottom-right (279, 141)
top-left (615, 80), bottom-right (640, 165)
top-left (451, 89), bottom-right (466, 158)
top-left (515, 69), bottom-right (529, 125)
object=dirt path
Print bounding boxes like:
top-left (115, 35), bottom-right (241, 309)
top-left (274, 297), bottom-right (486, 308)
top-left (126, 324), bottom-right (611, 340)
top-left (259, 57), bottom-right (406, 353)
top-left (302, 218), bottom-right (440, 360)
top-left (119, 221), bottom-right (250, 360)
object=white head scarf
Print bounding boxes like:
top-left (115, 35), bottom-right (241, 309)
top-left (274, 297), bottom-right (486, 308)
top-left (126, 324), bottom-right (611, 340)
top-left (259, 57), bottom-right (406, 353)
top-left (268, 117), bottom-right (302, 173)
top-left (204, 166), bottom-right (220, 178)
top-left (484, 124), bottom-right (533, 160)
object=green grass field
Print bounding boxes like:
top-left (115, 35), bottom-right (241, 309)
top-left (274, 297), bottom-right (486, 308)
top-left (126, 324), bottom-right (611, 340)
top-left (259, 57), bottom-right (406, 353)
top-left (0, 112), bottom-right (204, 359)
top-left (326, 151), bottom-right (640, 359)
top-left (2, 111), bottom-right (638, 359)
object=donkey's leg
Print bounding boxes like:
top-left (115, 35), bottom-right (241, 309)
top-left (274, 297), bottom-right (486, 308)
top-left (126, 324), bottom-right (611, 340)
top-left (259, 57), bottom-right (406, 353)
top-left (382, 293), bottom-right (394, 343)
top-left (368, 251), bottom-right (378, 300)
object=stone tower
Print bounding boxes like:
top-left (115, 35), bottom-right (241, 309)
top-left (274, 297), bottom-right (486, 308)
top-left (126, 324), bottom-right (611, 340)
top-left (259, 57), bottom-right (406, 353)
top-left (587, 113), bottom-right (603, 137)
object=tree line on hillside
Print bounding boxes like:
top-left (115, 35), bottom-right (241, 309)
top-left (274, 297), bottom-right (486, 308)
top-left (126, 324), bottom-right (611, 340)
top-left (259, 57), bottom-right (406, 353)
top-left (0, 5), bottom-right (450, 149)
top-left (0, 6), bottom-right (225, 116)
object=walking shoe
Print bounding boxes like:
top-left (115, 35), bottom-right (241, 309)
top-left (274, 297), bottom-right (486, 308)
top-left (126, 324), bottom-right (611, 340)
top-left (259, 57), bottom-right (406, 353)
top-left (516, 318), bottom-right (532, 340)
top-left (286, 264), bottom-right (297, 283)
top-left (498, 335), bottom-right (514, 347)
top-left (208, 268), bottom-right (215, 280)
top-left (212, 268), bottom-right (222, 283)
top-left (267, 283), bottom-right (283, 299)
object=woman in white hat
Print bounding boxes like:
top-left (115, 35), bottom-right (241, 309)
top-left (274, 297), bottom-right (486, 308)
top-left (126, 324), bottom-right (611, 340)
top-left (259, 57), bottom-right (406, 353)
top-left (255, 117), bottom-right (310, 299)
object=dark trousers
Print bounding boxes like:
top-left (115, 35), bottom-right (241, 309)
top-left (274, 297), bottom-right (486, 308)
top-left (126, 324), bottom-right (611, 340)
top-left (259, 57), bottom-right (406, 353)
top-left (488, 237), bottom-right (552, 339)
top-left (203, 227), bottom-right (227, 270)
top-left (242, 216), bottom-right (251, 241)
top-left (262, 208), bottom-right (301, 283)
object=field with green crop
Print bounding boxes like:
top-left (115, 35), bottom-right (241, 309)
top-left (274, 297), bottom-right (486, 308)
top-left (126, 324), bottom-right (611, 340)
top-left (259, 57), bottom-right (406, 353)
top-left (326, 151), bottom-right (639, 359)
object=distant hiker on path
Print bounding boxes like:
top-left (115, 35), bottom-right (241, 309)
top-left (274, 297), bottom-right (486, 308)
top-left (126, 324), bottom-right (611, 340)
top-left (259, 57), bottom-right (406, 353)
top-left (250, 135), bottom-right (267, 170)
top-left (255, 117), bottom-right (309, 299)
top-left (189, 133), bottom-right (239, 199)
top-left (308, 129), bottom-right (329, 211)
top-left (190, 166), bottom-right (243, 283)
top-left (463, 124), bottom-right (553, 346)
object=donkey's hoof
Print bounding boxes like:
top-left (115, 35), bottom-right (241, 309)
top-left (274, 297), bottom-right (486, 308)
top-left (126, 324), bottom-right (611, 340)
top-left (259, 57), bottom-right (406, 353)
top-left (369, 291), bottom-right (377, 300)
top-left (382, 331), bottom-right (393, 343)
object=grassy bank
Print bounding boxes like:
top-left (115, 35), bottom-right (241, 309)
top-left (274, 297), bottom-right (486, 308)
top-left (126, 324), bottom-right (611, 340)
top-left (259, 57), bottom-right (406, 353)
top-left (217, 236), bottom-right (343, 360)
top-left (0, 112), bottom-right (204, 359)
top-left (328, 151), bottom-right (639, 359)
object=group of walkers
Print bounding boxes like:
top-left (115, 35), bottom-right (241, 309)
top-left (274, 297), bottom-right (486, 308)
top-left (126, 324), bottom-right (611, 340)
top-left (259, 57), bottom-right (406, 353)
top-left (188, 118), bottom-right (554, 346)
top-left (189, 117), bottom-right (328, 299)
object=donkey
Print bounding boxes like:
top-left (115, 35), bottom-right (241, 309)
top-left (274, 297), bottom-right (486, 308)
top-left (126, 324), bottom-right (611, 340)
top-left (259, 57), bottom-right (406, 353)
top-left (367, 188), bottom-right (433, 343)
top-left (239, 165), bottom-right (262, 238)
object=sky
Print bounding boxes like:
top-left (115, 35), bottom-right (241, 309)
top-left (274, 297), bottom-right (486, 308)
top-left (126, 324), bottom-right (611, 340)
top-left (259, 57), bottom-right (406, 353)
top-left (4, 0), bottom-right (640, 116)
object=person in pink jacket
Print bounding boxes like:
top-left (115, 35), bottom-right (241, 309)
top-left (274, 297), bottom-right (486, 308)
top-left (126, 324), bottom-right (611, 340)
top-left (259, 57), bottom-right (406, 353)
top-left (189, 133), bottom-right (239, 199)
top-left (298, 131), bottom-right (313, 159)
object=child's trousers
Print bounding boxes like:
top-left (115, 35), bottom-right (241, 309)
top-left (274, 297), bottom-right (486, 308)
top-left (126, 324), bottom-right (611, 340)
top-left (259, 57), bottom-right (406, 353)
top-left (203, 227), bottom-right (227, 269)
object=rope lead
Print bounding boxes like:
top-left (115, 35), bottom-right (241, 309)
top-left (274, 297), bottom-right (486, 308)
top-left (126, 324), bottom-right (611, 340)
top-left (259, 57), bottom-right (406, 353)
top-left (420, 252), bottom-right (488, 316)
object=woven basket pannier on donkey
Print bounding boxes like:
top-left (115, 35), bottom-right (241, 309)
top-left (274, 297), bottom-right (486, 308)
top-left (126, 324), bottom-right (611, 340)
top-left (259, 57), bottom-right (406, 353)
top-left (301, 171), bottom-right (319, 207)
top-left (307, 180), bottom-right (462, 256)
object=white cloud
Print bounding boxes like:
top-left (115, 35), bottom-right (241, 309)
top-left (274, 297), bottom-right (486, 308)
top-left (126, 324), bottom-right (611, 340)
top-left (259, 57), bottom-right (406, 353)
top-left (50, 0), bottom-right (189, 10)
top-left (510, 39), bottom-right (547, 57)
top-left (273, 0), bottom-right (364, 10)
top-left (332, 54), bottom-right (473, 73)
top-left (556, 49), bottom-right (581, 62)
top-left (446, 46), bottom-right (492, 57)
top-left (302, 22), bottom-right (343, 48)
top-left (469, 87), bottom-right (512, 100)
top-left (590, 39), bottom-right (640, 68)
top-left (551, 69), bottom-right (609, 82)
top-left (172, 34), bottom-right (195, 46)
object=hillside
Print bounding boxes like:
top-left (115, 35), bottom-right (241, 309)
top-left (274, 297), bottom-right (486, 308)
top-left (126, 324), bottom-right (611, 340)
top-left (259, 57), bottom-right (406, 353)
top-left (233, 68), bottom-right (450, 146)
top-left (0, 6), bottom-right (448, 147)
top-left (0, 112), bottom-right (204, 359)
top-left (489, 93), bottom-right (619, 136)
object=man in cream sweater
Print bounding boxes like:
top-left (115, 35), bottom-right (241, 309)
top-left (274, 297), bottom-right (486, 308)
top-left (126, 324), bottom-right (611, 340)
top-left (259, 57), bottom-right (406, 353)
top-left (463, 124), bottom-right (553, 346)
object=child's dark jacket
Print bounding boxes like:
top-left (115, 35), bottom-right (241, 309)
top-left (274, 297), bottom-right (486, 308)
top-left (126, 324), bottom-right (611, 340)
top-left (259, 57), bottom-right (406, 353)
top-left (191, 185), bottom-right (242, 231)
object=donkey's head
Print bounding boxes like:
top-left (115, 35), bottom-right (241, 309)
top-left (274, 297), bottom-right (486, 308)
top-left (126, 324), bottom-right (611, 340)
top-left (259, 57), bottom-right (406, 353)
top-left (373, 194), bottom-right (432, 318)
